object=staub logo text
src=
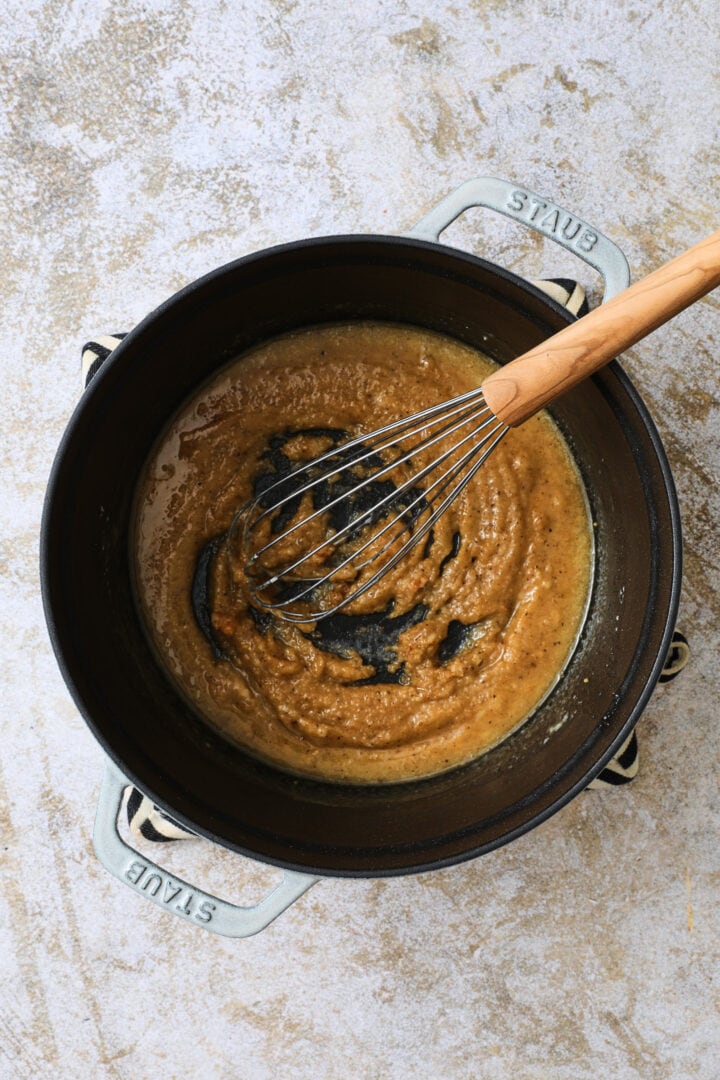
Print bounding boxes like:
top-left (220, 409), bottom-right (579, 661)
top-left (125, 860), bottom-right (216, 923)
top-left (507, 189), bottom-right (598, 252)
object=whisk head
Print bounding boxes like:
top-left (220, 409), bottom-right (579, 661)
top-left (230, 388), bottom-right (508, 623)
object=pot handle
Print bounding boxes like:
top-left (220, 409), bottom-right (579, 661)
top-left (407, 177), bottom-right (630, 301)
top-left (93, 761), bottom-right (319, 938)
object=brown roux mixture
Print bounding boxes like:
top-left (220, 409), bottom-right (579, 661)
top-left (134, 323), bottom-right (593, 784)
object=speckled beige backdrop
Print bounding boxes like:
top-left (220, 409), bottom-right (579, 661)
top-left (1, 1), bottom-right (719, 1077)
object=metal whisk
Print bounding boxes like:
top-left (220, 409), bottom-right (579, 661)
top-left (236, 229), bottom-right (720, 623)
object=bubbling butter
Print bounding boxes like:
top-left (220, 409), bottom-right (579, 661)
top-left (134, 323), bottom-right (592, 783)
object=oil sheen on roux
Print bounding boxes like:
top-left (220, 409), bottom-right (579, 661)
top-left (134, 323), bottom-right (593, 784)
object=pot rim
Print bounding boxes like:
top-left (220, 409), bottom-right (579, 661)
top-left (40, 232), bottom-right (683, 878)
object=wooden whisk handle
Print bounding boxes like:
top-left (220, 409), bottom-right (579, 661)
top-left (481, 229), bottom-right (720, 427)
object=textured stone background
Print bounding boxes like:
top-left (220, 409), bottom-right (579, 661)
top-left (1, 1), bottom-right (719, 1077)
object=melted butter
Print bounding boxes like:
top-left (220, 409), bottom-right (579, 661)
top-left (134, 323), bottom-right (593, 783)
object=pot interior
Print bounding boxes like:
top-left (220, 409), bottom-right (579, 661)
top-left (41, 236), bottom-right (680, 875)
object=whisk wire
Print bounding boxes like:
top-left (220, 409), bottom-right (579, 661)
top-left (248, 404), bottom-right (503, 595)
top-left (249, 386), bottom-right (489, 530)
top-left (246, 399), bottom-right (508, 621)
top-left (269, 423), bottom-right (509, 623)
top-left (246, 395), bottom-right (494, 578)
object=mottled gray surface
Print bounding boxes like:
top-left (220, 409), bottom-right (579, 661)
top-left (1, 1), bottom-right (719, 1077)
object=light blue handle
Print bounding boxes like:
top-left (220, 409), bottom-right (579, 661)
top-left (407, 176), bottom-right (631, 301)
top-left (93, 761), bottom-right (319, 937)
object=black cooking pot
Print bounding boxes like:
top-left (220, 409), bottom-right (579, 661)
top-left (41, 178), bottom-right (681, 935)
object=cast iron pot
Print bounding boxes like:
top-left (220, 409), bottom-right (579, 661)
top-left (41, 177), bottom-right (681, 936)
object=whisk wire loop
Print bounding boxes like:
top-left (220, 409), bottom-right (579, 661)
top-left (249, 386), bottom-right (489, 530)
top-left (246, 395), bottom-right (495, 578)
top-left (240, 387), bottom-right (508, 621)
top-left (266, 422), bottom-right (509, 623)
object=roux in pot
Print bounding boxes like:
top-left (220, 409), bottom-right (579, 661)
top-left (134, 323), bottom-right (593, 783)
